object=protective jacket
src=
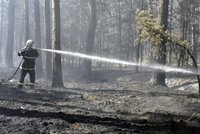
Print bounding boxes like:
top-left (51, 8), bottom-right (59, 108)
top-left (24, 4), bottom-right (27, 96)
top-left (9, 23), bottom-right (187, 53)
top-left (18, 48), bottom-right (39, 70)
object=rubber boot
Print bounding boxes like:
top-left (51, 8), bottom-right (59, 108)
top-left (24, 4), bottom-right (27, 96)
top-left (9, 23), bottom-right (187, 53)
top-left (30, 83), bottom-right (35, 89)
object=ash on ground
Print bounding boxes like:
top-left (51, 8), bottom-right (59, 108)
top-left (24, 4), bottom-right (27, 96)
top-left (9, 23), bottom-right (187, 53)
top-left (0, 67), bottom-right (200, 134)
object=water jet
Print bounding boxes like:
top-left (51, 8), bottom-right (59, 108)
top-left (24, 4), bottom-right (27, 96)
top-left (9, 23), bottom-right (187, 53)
top-left (36, 48), bottom-right (199, 75)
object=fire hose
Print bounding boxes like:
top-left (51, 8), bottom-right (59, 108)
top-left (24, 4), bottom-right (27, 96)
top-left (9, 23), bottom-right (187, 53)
top-left (1, 59), bottom-right (23, 83)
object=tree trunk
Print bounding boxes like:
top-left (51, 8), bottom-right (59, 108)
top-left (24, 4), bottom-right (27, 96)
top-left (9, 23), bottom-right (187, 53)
top-left (78, 0), bottom-right (84, 67)
top-left (135, 31), bottom-right (141, 72)
top-left (191, 0), bottom-right (199, 68)
top-left (150, 0), bottom-right (169, 86)
top-left (5, 0), bottom-right (15, 67)
top-left (135, 0), bottom-right (144, 72)
top-left (96, 0), bottom-right (103, 68)
top-left (118, 0), bottom-right (122, 70)
top-left (34, 0), bottom-right (44, 78)
top-left (24, 0), bottom-right (29, 41)
top-left (18, 11), bottom-right (25, 50)
top-left (192, 24), bottom-right (198, 68)
top-left (45, 0), bottom-right (52, 80)
top-left (52, 0), bottom-right (63, 87)
top-left (0, 0), bottom-right (4, 64)
top-left (168, 0), bottom-right (174, 65)
top-left (82, 0), bottom-right (97, 78)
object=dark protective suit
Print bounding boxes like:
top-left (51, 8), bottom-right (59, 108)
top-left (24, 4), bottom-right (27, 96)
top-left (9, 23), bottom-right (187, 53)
top-left (18, 48), bottom-right (39, 88)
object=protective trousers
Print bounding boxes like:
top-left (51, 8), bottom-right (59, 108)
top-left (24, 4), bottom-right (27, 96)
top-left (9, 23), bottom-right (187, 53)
top-left (18, 69), bottom-right (35, 87)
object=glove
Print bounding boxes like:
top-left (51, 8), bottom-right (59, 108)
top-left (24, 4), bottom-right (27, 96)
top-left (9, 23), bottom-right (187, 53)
top-left (18, 51), bottom-right (21, 56)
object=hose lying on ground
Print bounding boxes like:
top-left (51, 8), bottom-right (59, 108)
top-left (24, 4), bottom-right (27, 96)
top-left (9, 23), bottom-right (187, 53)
top-left (1, 59), bottom-right (23, 83)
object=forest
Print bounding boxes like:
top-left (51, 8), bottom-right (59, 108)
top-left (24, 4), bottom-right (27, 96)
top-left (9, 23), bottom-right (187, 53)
top-left (0, 0), bottom-right (200, 133)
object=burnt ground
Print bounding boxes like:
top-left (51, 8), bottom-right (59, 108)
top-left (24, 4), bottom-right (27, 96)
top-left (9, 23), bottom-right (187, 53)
top-left (0, 67), bottom-right (200, 133)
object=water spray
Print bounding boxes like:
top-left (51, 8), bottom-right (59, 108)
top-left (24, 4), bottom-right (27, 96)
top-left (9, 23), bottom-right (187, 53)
top-left (36, 48), bottom-right (200, 75)
top-left (36, 47), bottom-right (200, 93)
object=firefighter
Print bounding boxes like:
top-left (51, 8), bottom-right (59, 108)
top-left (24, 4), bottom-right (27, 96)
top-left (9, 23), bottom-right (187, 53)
top-left (18, 40), bottom-right (39, 88)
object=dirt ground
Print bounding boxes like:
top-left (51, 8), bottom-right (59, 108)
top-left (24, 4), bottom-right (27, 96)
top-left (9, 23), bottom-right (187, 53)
top-left (0, 67), bottom-right (200, 134)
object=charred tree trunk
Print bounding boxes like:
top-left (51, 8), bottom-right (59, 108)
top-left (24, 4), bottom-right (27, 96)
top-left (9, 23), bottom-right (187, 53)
top-left (82, 0), bottom-right (97, 78)
top-left (192, 24), bottom-right (198, 68)
top-left (150, 0), bottom-right (169, 86)
top-left (34, 0), bottom-right (44, 78)
top-left (24, 0), bottom-right (29, 41)
top-left (5, 0), bottom-right (15, 67)
top-left (45, 0), bottom-right (52, 80)
top-left (52, 0), bottom-right (63, 87)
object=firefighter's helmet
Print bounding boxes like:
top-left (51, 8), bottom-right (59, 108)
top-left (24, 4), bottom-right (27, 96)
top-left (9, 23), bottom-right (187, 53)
top-left (25, 39), bottom-right (34, 49)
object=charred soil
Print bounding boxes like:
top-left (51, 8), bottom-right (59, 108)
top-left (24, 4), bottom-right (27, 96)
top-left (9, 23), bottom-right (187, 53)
top-left (0, 67), bottom-right (200, 133)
